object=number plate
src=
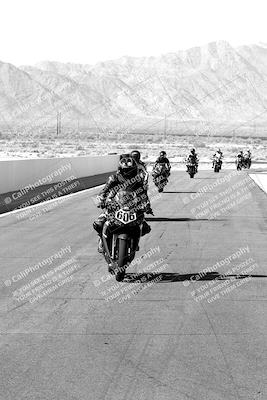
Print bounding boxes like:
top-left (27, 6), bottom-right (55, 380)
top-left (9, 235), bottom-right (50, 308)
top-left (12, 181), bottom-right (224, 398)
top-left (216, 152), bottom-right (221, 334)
top-left (115, 209), bottom-right (137, 224)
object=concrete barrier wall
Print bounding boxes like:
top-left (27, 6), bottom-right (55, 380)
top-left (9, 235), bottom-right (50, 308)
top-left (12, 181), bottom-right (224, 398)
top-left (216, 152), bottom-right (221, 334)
top-left (0, 155), bottom-right (119, 194)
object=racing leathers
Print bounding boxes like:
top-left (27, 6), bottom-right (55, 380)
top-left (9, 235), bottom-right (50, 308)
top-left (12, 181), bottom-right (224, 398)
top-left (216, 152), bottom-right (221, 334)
top-left (136, 160), bottom-right (149, 189)
top-left (212, 151), bottom-right (223, 167)
top-left (154, 156), bottom-right (171, 177)
top-left (186, 154), bottom-right (199, 172)
top-left (93, 171), bottom-right (153, 245)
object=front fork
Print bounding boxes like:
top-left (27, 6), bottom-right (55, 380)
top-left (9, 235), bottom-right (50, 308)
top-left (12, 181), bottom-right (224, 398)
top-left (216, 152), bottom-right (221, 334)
top-left (102, 222), bottom-right (112, 264)
top-left (111, 234), bottom-right (137, 262)
top-left (102, 222), bottom-right (141, 266)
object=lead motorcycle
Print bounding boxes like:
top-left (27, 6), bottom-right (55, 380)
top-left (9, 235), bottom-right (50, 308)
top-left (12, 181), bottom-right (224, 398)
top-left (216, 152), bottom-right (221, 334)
top-left (152, 164), bottom-right (169, 192)
top-left (100, 189), bottom-right (146, 282)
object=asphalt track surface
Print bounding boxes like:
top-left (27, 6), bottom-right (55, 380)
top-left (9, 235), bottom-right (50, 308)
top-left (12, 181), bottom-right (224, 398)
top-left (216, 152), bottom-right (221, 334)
top-left (0, 169), bottom-right (267, 400)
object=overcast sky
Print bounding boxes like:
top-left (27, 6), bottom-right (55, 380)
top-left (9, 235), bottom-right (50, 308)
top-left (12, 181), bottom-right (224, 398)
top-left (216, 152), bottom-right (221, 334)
top-left (0, 0), bottom-right (267, 66)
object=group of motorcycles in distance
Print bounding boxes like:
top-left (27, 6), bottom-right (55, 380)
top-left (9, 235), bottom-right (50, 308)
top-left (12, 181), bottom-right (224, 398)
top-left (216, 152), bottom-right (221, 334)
top-left (93, 148), bottom-right (252, 282)
top-left (185, 148), bottom-right (252, 178)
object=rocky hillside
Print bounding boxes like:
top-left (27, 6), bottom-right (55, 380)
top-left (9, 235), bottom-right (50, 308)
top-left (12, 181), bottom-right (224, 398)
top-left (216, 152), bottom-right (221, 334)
top-left (1, 41), bottom-right (267, 136)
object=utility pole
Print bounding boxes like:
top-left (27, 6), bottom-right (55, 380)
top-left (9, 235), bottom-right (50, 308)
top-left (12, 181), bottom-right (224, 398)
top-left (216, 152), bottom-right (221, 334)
top-left (57, 112), bottom-right (61, 136)
top-left (164, 114), bottom-right (167, 143)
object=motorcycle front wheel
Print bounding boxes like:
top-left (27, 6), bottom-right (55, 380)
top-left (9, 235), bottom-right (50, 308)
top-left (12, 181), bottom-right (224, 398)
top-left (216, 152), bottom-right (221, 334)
top-left (115, 238), bottom-right (129, 282)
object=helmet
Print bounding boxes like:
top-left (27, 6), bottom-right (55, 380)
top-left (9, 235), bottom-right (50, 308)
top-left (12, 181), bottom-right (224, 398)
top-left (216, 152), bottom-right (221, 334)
top-left (118, 155), bottom-right (137, 178)
top-left (160, 151), bottom-right (166, 157)
top-left (131, 150), bottom-right (141, 163)
top-left (191, 148), bottom-right (196, 154)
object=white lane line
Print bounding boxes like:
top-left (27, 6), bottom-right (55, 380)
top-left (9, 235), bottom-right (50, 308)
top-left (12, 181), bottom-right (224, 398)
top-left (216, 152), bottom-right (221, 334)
top-left (0, 184), bottom-right (104, 219)
top-left (250, 174), bottom-right (267, 195)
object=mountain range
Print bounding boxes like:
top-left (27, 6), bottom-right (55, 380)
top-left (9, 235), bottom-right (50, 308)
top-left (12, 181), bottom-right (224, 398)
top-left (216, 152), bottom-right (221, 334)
top-left (1, 41), bottom-right (267, 136)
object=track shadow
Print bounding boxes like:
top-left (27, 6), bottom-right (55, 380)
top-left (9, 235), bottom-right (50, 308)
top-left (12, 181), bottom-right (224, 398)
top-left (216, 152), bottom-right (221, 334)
top-left (125, 272), bottom-right (267, 283)
top-left (162, 191), bottom-right (216, 194)
top-left (194, 177), bottom-right (218, 180)
top-left (163, 191), bottom-right (198, 194)
top-left (146, 217), bottom-right (225, 222)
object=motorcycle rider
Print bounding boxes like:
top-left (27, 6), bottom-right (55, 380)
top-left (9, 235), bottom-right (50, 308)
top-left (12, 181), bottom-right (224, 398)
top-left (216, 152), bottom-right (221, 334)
top-left (93, 154), bottom-right (153, 253)
top-left (236, 150), bottom-right (244, 168)
top-left (212, 148), bottom-right (223, 168)
top-left (186, 148), bottom-right (199, 172)
top-left (243, 149), bottom-right (251, 159)
top-left (131, 150), bottom-right (149, 189)
top-left (243, 149), bottom-right (252, 168)
top-left (154, 151), bottom-right (171, 178)
top-left (237, 150), bottom-right (244, 160)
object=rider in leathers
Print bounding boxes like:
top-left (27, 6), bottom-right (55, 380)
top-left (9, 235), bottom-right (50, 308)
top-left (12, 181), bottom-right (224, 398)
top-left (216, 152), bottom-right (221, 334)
top-left (186, 148), bottom-right (199, 172)
top-left (153, 151), bottom-right (171, 178)
top-left (93, 154), bottom-right (153, 252)
top-left (131, 150), bottom-right (149, 189)
top-left (212, 148), bottom-right (223, 168)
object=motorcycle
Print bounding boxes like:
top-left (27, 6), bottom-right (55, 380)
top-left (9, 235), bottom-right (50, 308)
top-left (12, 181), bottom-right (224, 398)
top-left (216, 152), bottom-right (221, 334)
top-left (236, 156), bottom-right (243, 170)
top-left (100, 189), bottom-right (145, 282)
top-left (187, 162), bottom-right (197, 178)
top-left (243, 155), bottom-right (251, 169)
top-left (152, 164), bottom-right (169, 192)
top-left (213, 156), bottom-right (222, 173)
